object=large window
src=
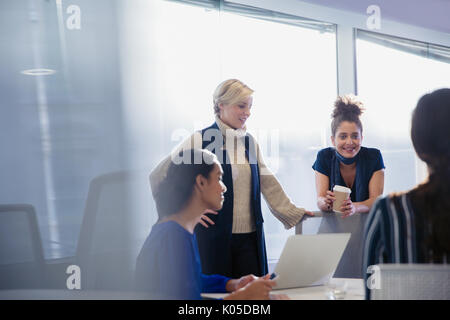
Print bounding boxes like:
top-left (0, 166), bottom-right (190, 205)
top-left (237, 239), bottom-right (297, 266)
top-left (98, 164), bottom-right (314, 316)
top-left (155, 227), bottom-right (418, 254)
top-left (220, 5), bottom-right (337, 260)
top-left (119, 0), bottom-right (337, 261)
top-left (8, 0), bottom-right (450, 264)
top-left (1, 0), bottom-right (337, 261)
top-left (356, 30), bottom-right (450, 193)
top-left (3, 0), bottom-right (449, 267)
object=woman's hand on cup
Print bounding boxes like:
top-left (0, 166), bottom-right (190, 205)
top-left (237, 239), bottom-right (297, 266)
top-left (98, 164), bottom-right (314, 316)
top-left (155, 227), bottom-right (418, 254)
top-left (340, 199), bottom-right (356, 218)
top-left (324, 191), bottom-right (336, 211)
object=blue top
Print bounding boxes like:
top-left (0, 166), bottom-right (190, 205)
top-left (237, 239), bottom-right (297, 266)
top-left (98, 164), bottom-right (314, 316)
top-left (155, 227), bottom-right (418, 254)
top-left (312, 147), bottom-right (385, 202)
top-left (135, 221), bottom-right (231, 299)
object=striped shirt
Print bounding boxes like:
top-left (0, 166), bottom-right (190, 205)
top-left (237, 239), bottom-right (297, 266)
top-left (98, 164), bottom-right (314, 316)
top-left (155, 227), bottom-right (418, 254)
top-left (362, 193), bottom-right (418, 299)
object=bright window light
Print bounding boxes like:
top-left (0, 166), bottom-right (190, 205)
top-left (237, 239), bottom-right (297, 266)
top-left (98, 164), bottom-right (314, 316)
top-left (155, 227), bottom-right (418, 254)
top-left (356, 35), bottom-right (450, 193)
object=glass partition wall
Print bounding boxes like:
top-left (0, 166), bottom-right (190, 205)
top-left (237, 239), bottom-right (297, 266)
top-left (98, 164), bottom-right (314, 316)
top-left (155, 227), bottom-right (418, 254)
top-left (119, 0), bottom-right (338, 261)
top-left (3, 0), bottom-right (448, 268)
top-left (1, 0), bottom-right (337, 262)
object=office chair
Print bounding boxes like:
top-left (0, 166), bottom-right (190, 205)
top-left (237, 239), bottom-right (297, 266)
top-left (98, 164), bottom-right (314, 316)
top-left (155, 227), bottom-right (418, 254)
top-left (76, 170), bottom-right (154, 291)
top-left (0, 204), bottom-right (46, 289)
top-left (371, 264), bottom-right (450, 300)
top-left (296, 211), bottom-right (367, 278)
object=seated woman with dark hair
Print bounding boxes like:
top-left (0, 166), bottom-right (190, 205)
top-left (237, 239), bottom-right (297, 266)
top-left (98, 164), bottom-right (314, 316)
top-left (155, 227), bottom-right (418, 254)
top-left (363, 88), bottom-right (450, 299)
top-left (135, 149), bottom-right (285, 300)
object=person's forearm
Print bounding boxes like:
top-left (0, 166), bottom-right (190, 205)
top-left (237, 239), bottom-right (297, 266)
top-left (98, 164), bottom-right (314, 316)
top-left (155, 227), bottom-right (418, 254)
top-left (317, 196), bottom-right (331, 212)
top-left (354, 197), bottom-right (378, 213)
top-left (261, 174), bottom-right (306, 229)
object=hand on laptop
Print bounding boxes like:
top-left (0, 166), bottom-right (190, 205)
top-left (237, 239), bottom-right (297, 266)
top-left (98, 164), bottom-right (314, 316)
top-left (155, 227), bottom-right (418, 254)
top-left (224, 274), bottom-right (278, 300)
top-left (225, 274), bottom-right (257, 292)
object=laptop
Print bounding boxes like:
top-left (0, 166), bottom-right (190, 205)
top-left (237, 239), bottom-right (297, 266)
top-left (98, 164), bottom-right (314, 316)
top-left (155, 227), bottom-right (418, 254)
top-left (272, 233), bottom-right (351, 290)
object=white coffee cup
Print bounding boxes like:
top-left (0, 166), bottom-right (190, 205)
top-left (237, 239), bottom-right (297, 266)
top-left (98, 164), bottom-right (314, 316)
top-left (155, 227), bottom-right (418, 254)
top-left (332, 185), bottom-right (352, 214)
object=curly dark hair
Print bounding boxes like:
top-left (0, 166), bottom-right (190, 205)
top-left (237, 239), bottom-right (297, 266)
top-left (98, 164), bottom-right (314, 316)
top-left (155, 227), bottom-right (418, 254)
top-left (331, 95), bottom-right (365, 136)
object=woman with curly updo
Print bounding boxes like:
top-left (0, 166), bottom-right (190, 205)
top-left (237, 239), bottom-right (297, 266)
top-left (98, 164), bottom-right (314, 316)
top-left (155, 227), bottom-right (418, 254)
top-left (312, 95), bottom-right (385, 217)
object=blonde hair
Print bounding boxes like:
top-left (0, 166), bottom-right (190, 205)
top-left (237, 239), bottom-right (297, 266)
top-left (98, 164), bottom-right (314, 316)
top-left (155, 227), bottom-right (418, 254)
top-left (213, 79), bottom-right (254, 115)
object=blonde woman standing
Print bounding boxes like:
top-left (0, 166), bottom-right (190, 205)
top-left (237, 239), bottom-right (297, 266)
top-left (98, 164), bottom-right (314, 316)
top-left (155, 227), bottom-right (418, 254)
top-left (150, 79), bottom-right (313, 278)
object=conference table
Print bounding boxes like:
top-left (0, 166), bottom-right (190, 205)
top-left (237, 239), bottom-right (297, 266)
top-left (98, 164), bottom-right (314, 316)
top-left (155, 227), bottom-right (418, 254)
top-left (0, 290), bottom-right (159, 300)
top-left (0, 278), bottom-right (364, 300)
top-left (200, 210), bottom-right (368, 300)
top-left (202, 278), bottom-right (365, 300)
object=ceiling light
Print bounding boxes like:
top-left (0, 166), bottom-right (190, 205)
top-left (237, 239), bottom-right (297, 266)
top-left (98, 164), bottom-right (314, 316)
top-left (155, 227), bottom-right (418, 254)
top-left (21, 68), bottom-right (57, 76)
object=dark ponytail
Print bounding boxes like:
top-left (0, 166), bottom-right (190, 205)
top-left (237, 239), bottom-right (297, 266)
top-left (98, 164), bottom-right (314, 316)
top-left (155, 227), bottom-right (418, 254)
top-left (154, 149), bottom-right (218, 220)
top-left (331, 95), bottom-right (364, 136)
top-left (410, 88), bottom-right (450, 262)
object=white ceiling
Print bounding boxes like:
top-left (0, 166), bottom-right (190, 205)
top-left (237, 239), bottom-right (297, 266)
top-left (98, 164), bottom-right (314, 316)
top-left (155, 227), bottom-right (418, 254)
top-left (298, 0), bottom-right (450, 34)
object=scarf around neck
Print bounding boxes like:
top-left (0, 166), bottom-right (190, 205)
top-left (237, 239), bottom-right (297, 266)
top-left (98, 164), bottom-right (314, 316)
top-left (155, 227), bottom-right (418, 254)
top-left (335, 149), bottom-right (359, 165)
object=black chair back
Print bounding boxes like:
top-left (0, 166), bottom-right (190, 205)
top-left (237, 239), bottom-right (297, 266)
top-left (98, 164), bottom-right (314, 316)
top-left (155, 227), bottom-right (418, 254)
top-left (76, 171), bottom-right (153, 291)
top-left (0, 204), bottom-right (46, 289)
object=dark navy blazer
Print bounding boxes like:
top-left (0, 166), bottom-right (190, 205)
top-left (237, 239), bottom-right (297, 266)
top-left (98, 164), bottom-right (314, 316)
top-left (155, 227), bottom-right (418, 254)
top-left (194, 122), bottom-right (268, 277)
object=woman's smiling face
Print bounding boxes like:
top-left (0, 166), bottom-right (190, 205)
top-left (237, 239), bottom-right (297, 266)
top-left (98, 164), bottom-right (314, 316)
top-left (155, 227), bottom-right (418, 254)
top-left (332, 121), bottom-right (362, 159)
top-left (219, 96), bottom-right (252, 129)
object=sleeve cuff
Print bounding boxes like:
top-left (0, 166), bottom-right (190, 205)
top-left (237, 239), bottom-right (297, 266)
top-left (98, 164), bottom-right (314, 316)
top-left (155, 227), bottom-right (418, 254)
top-left (273, 206), bottom-right (306, 230)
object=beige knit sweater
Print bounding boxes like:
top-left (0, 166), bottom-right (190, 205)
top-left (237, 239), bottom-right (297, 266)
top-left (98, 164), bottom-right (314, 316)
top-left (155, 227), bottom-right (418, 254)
top-left (149, 116), bottom-right (307, 232)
